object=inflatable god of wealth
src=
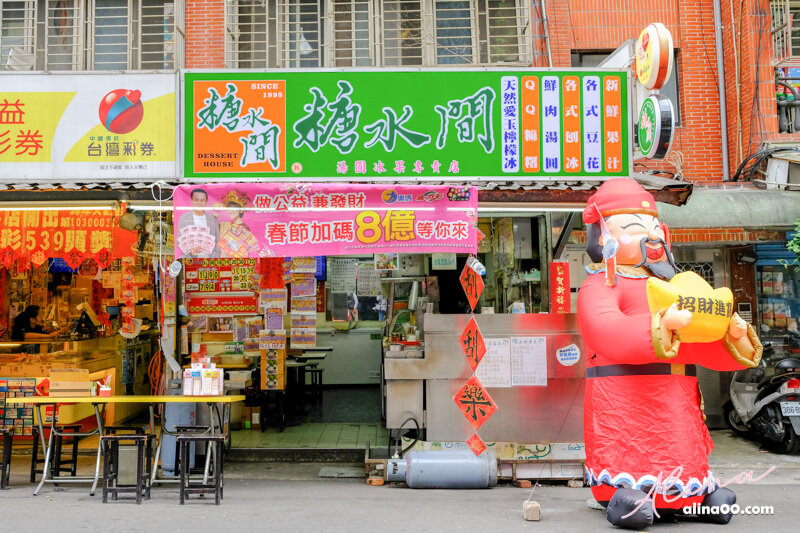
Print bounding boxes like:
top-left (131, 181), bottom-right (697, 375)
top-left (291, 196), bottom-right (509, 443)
top-left (576, 178), bottom-right (762, 529)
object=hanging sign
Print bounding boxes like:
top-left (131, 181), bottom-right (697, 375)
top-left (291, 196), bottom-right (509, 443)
top-left (634, 23), bottom-right (674, 90)
top-left (431, 253), bottom-right (457, 270)
top-left (460, 316), bottom-right (487, 372)
top-left (173, 183), bottom-right (478, 258)
top-left (453, 375), bottom-right (498, 431)
top-left (460, 262), bottom-right (485, 311)
top-left (0, 72), bottom-right (176, 182)
top-left (183, 258), bottom-right (257, 292)
top-left (637, 94), bottom-right (674, 160)
top-left (185, 294), bottom-right (259, 315)
top-left (550, 261), bottom-right (571, 313)
top-left (0, 209), bottom-right (135, 264)
top-left (183, 70), bottom-right (630, 180)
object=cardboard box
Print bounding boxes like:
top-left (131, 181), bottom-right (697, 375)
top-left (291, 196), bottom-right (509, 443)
top-left (50, 369), bottom-right (89, 382)
top-left (49, 382), bottom-right (93, 397)
top-left (135, 304), bottom-right (154, 320)
top-left (773, 272), bottom-right (784, 295)
top-left (774, 301), bottom-right (788, 329)
top-left (137, 289), bottom-right (155, 302)
top-left (762, 303), bottom-right (775, 328)
top-left (49, 369), bottom-right (91, 397)
top-left (762, 272), bottom-right (773, 295)
top-left (251, 407), bottom-right (261, 429)
top-left (241, 407), bottom-right (252, 429)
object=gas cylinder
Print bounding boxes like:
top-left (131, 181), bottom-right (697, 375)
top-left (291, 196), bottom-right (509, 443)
top-left (386, 451), bottom-right (497, 489)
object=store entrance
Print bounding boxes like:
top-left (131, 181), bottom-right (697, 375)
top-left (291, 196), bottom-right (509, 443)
top-left (430, 255), bottom-right (469, 314)
top-left (225, 255), bottom-right (390, 451)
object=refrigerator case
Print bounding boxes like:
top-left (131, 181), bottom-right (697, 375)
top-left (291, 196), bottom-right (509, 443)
top-left (755, 243), bottom-right (800, 361)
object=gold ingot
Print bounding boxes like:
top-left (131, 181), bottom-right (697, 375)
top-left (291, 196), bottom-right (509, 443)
top-left (646, 271), bottom-right (733, 343)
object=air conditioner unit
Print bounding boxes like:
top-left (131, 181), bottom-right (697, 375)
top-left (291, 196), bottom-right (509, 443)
top-left (5, 46), bottom-right (34, 71)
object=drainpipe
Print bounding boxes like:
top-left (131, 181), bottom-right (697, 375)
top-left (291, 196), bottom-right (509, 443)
top-left (713, 0), bottom-right (731, 181)
top-left (540, 0), bottom-right (553, 67)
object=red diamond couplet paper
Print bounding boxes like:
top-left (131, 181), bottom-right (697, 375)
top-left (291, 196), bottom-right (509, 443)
top-left (454, 375), bottom-right (497, 431)
top-left (95, 248), bottom-right (113, 270)
top-left (63, 249), bottom-right (86, 269)
top-left (460, 262), bottom-right (484, 311)
top-left (460, 316), bottom-right (486, 372)
top-left (29, 248), bottom-right (47, 267)
top-left (466, 433), bottom-right (487, 457)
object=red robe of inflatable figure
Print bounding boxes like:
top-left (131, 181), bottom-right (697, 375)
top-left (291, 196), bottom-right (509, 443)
top-left (579, 266), bottom-right (756, 508)
top-left (577, 178), bottom-right (762, 513)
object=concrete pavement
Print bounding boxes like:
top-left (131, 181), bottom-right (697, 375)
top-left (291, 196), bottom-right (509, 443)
top-left (0, 430), bottom-right (798, 532)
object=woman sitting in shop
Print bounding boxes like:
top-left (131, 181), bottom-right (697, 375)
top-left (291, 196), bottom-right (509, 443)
top-left (11, 305), bottom-right (69, 341)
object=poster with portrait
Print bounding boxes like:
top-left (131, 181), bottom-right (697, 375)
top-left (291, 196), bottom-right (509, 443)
top-left (375, 253), bottom-right (399, 271)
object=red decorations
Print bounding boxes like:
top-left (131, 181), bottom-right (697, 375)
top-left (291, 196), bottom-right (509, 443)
top-left (454, 376), bottom-right (497, 430)
top-left (261, 257), bottom-right (286, 289)
top-left (466, 433), bottom-right (487, 456)
top-left (29, 248), bottom-right (47, 267)
top-left (1, 250), bottom-right (14, 269)
top-left (79, 258), bottom-right (100, 278)
top-left (14, 257), bottom-right (30, 273)
top-left (460, 262), bottom-right (484, 311)
top-left (460, 316), bottom-right (486, 372)
top-left (456, 255), bottom-right (492, 455)
top-left (550, 261), bottom-right (571, 313)
top-left (95, 248), bottom-right (113, 270)
top-left (64, 249), bottom-right (85, 269)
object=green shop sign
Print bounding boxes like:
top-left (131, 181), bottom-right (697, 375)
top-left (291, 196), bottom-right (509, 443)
top-left (183, 69), bottom-right (630, 180)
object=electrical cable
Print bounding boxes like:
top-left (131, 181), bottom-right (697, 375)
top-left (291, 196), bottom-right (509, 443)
top-left (731, 147), bottom-right (800, 182)
top-left (394, 416), bottom-right (420, 457)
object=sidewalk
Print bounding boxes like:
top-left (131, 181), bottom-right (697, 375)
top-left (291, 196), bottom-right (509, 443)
top-left (1, 430), bottom-right (798, 532)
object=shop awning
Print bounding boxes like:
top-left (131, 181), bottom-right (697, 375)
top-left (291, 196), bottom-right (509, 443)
top-left (0, 173), bottom-right (693, 206)
top-left (656, 186), bottom-right (800, 229)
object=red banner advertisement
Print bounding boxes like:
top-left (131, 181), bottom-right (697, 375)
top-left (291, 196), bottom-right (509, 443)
top-left (550, 261), bottom-right (571, 313)
top-left (185, 294), bottom-right (259, 315)
top-left (0, 209), bottom-right (136, 264)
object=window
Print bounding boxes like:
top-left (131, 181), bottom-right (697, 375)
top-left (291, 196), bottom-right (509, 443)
top-left (572, 50), bottom-right (682, 126)
top-left (0, 0), bottom-right (178, 71)
top-left (675, 262), bottom-right (715, 287)
top-left (771, 0), bottom-right (800, 65)
top-left (225, 0), bottom-right (532, 68)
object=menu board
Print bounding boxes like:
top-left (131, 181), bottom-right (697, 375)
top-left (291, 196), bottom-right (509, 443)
top-left (184, 258), bottom-right (257, 292)
top-left (511, 336), bottom-right (547, 386)
top-left (475, 337), bottom-right (512, 388)
top-left (328, 259), bottom-right (357, 293)
top-left (357, 264), bottom-right (382, 296)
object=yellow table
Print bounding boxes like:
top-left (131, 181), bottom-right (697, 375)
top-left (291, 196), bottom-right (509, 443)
top-left (6, 395), bottom-right (244, 496)
top-left (7, 396), bottom-right (246, 404)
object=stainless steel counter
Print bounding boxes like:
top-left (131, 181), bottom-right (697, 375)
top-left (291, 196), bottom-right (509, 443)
top-left (385, 313), bottom-right (586, 444)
